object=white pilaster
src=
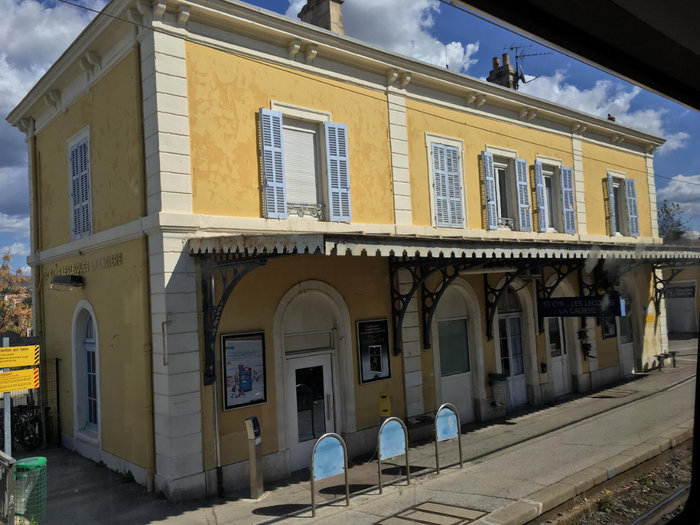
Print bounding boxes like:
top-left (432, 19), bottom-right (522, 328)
top-left (646, 155), bottom-right (659, 238)
top-left (399, 269), bottom-right (423, 417)
top-left (388, 92), bottom-right (413, 226)
top-left (572, 137), bottom-right (588, 235)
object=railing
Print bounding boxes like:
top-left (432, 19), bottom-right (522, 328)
top-left (0, 449), bottom-right (15, 525)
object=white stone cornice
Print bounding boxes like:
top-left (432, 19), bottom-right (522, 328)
top-left (153, 0), bottom-right (167, 21)
top-left (176, 5), bottom-right (190, 28)
top-left (17, 117), bottom-right (35, 139)
top-left (398, 72), bottom-right (411, 88)
top-left (288, 39), bottom-right (301, 59)
top-left (572, 122), bottom-right (588, 134)
top-left (43, 89), bottom-right (61, 109)
top-left (476, 94), bottom-right (487, 107)
top-left (386, 68), bottom-right (399, 86)
top-left (303, 43), bottom-right (317, 64)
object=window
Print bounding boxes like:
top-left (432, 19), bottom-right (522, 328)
top-left (84, 316), bottom-right (98, 429)
top-left (438, 318), bottom-right (470, 376)
top-left (482, 151), bottom-right (531, 231)
top-left (73, 305), bottom-right (99, 437)
top-left (534, 161), bottom-right (576, 233)
top-left (607, 172), bottom-right (640, 236)
top-left (619, 297), bottom-right (634, 343)
top-left (428, 138), bottom-right (464, 228)
top-left (68, 128), bottom-right (92, 239)
top-left (259, 107), bottom-right (351, 222)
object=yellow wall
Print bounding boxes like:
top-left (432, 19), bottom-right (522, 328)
top-left (39, 238), bottom-right (153, 469)
top-left (581, 142), bottom-right (650, 237)
top-left (35, 49), bottom-right (145, 251)
top-left (406, 100), bottom-right (574, 229)
top-left (200, 255), bottom-right (404, 468)
top-left (186, 42), bottom-right (394, 224)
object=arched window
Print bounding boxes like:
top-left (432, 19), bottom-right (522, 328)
top-left (84, 316), bottom-right (98, 429)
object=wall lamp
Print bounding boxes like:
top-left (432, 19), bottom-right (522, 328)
top-left (50, 275), bottom-right (84, 290)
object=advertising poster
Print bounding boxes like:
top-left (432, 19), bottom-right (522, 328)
top-left (357, 319), bottom-right (391, 383)
top-left (222, 332), bottom-right (266, 410)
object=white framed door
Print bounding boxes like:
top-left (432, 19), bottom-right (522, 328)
top-left (617, 297), bottom-right (635, 377)
top-left (436, 317), bottom-right (474, 423)
top-left (498, 315), bottom-right (527, 409)
top-left (546, 317), bottom-right (571, 396)
top-left (286, 354), bottom-right (335, 471)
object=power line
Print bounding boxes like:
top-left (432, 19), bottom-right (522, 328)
top-left (51, 0), bottom-right (697, 187)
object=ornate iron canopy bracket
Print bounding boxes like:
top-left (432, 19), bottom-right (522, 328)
top-left (535, 262), bottom-right (584, 333)
top-left (420, 261), bottom-right (483, 349)
top-left (199, 257), bottom-right (268, 385)
top-left (652, 265), bottom-right (684, 321)
top-left (484, 263), bottom-right (540, 341)
top-left (389, 257), bottom-right (482, 354)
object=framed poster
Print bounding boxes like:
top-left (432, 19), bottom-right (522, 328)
top-left (222, 331), bottom-right (266, 410)
top-left (357, 319), bottom-right (391, 383)
top-left (602, 316), bottom-right (617, 339)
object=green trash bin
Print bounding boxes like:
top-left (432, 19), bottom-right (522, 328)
top-left (14, 456), bottom-right (47, 523)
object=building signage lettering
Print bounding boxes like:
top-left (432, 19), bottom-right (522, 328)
top-left (45, 252), bottom-right (123, 279)
top-left (665, 286), bottom-right (695, 299)
top-left (539, 295), bottom-right (621, 318)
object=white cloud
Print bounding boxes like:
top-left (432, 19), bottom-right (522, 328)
top-left (0, 241), bottom-right (29, 259)
top-left (519, 71), bottom-right (689, 155)
top-left (0, 214), bottom-right (29, 235)
top-left (287, 0), bottom-right (479, 73)
top-left (657, 174), bottom-right (700, 226)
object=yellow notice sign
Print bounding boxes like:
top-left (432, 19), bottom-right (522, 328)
top-left (0, 368), bottom-right (39, 393)
top-left (0, 345), bottom-right (40, 368)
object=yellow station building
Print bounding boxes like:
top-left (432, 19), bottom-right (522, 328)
top-left (7, 0), bottom-right (700, 500)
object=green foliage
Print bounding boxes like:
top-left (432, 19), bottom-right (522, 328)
top-left (0, 253), bottom-right (32, 335)
top-left (597, 492), bottom-right (617, 512)
top-left (658, 200), bottom-right (689, 242)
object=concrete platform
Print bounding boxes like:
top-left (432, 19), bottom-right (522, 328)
top-left (25, 336), bottom-right (697, 524)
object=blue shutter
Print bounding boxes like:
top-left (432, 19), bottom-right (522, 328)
top-left (325, 122), bottom-right (352, 222)
top-left (515, 157), bottom-right (532, 232)
top-left (625, 178), bottom-right (640, 236)
top-left (445, 145), bottom-right (464, 227)
top-left (607, 173), bottom-right (616, 235)
top-left (482, 151), bottom-right (497, 230)
top-left (534, 161), bottom-right (547, 232)
top-left (560, 166), bottom-right (577, 234)
top-left (260, 108), bottom-right (287, 219)
top-left (432, 143), bottom-right (449, 226)
top-left (70, 138), bottom-right (90, 238)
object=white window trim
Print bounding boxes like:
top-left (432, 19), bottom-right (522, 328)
top-left (271, 101), bottom-right (331, 123)
top-left (71, 300), bottom-right (101, 449)
top-left (536, 156), bottom-right (564, 232)
top-left (67, 125), bottom-right (92, 240)
top-left (486, 145), bottom-right (517, 159)
top-left (607, 169), bottom-right (628, 236)
top-left (535, 155), bottom-right (563, 168)
top-left (425, 133), bottom-right (467, 229)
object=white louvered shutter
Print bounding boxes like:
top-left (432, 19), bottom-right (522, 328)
top-left (515, 157), bottom-right (532, 232)
top-left (560, 166), bottom-right (577, 234)
top-left (534, 161), bottom-right (547, 232)
top-left (482, 151), bottom-right (497, 230)
top-left (325, 122), bottom-right (352, 222)
top-left (607, 173), bottom-right (617, 235)
top-left (260, 108), bottom-right (287, 219)
top-left (445, 145), bottom-right (464, 227)
top-left (625, 178), bottom-right (640, 237)
top-left (70, 138), bottom-right (91, 239)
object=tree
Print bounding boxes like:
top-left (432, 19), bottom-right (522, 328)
top-left (0, 254), bottom-right (32, 335)
top-left (657, 200), bottom-right (689, 242)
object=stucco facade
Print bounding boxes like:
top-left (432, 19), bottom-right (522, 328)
top-left (8, 0), bottom-right (699, 501)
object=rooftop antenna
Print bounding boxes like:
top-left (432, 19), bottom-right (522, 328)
top-left (504, 44), bottom-right (553, 90)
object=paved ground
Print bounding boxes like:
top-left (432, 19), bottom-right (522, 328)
top-left (24, 336), bottom-right (698, 524)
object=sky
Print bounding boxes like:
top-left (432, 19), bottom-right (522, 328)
top-left (1, 0), bottom-right (699, 272)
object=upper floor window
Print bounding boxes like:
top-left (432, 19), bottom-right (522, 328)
top-left (427, 135), bottom-right (465, 228)
top-left (606, 171), bottom-right (639, 237)
top-left (482, 150), bottom-right (531, 231)
top-left (68, 128), bottom-right (92, 239)
top-left (259, 107), bottom-right (351, 222)
top-left (534, 160), bottom-right (577, 234)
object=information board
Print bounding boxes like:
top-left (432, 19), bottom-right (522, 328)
top-left (0, 345), bottom-right (39, 368)
top-left (0, 368), bottom-right (39, 393)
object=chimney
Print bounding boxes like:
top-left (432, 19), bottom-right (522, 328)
top-left (298, 0), bottom-right (345, 35)
top-left (487, 52), bottom-right (519, 89)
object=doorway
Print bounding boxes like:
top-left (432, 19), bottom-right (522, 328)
top-left (286, 354), bottom-right (335, 472)
top-left (546, 317), bottom-right (571, 396)
top-left (433, 287), bottom-right (475, 423)
top-left (497, 287), bottom-right (527, 409)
